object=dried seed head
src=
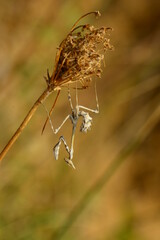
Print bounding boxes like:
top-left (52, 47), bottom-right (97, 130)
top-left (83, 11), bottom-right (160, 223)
top-left (47, 11), bottom-right (113, 89)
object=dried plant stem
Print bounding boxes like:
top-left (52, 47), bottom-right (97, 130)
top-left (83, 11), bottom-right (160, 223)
top-left (0, 87), bottom-right (52, 162)
top-left (41, 89), bottom-right (61, 134)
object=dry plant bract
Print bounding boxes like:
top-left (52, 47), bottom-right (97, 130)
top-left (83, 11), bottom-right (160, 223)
top-left (0, 11), bottom-right (113, 163)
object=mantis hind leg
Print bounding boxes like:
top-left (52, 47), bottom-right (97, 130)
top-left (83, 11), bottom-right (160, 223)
top-left (53, 136), bottom-right (75, 169)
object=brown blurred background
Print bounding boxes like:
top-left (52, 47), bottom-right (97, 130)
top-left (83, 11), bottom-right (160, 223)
top-left (0, 0), bottom-right (160, 239)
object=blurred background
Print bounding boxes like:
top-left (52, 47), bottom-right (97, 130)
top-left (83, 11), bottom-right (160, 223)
top-left (0, 0), bottom-right (160, 239)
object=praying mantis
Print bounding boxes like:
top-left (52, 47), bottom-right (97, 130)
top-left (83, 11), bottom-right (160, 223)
top-left (42, 82), bottom-right (99, 169)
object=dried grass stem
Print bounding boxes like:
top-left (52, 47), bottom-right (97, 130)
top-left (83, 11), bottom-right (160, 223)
top-left (0, 87), bottom-right (52, 162)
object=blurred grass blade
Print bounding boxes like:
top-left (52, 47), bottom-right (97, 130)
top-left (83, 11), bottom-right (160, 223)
top-left (52, 104), bottom-right (160, 239)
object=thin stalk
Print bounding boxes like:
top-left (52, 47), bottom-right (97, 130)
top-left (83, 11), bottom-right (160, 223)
top-left (70, 11), bottom-right (100, 32)
top-left (0, 87), bottom-right (52, 162)
top-left (41, 90), bottom-right (61, 134)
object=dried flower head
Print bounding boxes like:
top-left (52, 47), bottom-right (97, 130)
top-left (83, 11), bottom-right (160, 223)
top-left (45, 11), bottom-right (113, 90)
